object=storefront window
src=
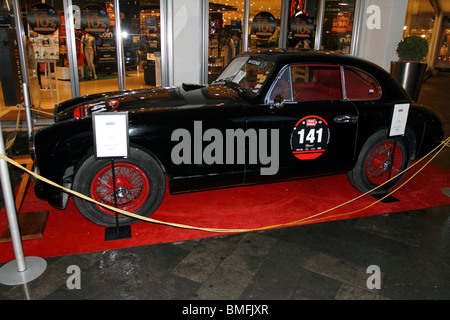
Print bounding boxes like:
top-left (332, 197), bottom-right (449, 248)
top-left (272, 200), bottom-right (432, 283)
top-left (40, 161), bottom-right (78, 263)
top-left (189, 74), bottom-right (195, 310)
top-left (402, 0), bottom-right (435, 63)
top-left (126, 4), bottom-right (161, 88)
top-left (322, 0), bottom-right (355, 53)
top-left (437, 25), bottom-right (450, 66)
top-left (1, 0), bottom-right (162, 120)
top-left (208, 1), bottom-right (244, 83)
top-left (248, 1), bottom-right (283, 50)
top-left (0, 0), bottom-right (41, 121)
top-left (286, 0), bottom-right (318, 50)
top-left (208, 0), bottom-right (283, 83)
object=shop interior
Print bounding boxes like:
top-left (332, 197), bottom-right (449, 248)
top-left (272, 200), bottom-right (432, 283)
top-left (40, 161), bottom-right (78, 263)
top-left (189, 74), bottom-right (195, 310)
top-left (0, 0), bottom-right (447, 123)
top-left (0, 0), bottom-right (162, 122)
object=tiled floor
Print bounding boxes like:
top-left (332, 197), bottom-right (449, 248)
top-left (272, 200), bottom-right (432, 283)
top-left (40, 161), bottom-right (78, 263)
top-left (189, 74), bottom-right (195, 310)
top-left (0, 71), bottom-right (449, 302)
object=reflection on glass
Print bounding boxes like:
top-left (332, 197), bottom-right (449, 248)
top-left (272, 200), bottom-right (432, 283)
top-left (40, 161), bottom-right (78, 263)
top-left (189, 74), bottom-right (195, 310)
top-left (14, 0), bottom-right (162, 114)
top-left (208, 1), bottom-right (244, 83)
top-left (0, 0), bottom-right (42, 121)
top-left (125, 6), bottom-right (161, 89)
top-left (208, 0), bottom-right (283, 83)
top-left (322, 0), bottom-right (355, 53)
top-left (403, 0), bottom-right (434, 63)
top-left (286, 0), bottom-right (318, 50)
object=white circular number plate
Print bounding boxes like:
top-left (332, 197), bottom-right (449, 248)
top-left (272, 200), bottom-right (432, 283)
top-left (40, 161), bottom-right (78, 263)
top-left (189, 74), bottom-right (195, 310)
top-left (290, 115), bottom-right (330, 160)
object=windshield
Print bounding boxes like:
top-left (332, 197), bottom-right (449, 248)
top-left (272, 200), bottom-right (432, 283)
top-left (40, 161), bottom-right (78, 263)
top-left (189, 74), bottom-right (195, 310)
top-left (214, 56), bottom-right (274, 95)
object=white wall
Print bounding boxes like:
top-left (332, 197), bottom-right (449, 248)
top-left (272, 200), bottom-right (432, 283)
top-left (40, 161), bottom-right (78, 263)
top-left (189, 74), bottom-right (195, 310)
top-left (172, 0), bottom-right (203, 85)
top-left (356, 0), bottom-right (408, 71)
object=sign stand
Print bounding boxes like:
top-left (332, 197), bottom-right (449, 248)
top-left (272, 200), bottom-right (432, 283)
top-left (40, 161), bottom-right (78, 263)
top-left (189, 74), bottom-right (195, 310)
top-left (92, 112), bottom-right (131, 241)
top-left (104, 158), bottom-right (132, 241)
top-left (372, 103), bottom-right (410, 203)
top-left (0, 121), bottom-right (46, 285)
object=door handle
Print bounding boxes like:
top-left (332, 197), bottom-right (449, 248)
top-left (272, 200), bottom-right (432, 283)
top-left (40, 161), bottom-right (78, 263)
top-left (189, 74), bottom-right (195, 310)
top-left (334, 115), bottom-right (358, 124)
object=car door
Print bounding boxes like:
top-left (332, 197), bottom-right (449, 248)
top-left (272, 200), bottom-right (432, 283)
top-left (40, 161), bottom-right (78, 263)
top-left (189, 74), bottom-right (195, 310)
top-left (163, 86), bottom-right (247, 193)
top-left (244, 63), bottom-right (359, 184)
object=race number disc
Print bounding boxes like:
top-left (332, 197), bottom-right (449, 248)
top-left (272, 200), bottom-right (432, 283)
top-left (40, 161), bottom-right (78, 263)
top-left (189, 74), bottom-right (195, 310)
top-left (290, 115), bottom-right (330, 160)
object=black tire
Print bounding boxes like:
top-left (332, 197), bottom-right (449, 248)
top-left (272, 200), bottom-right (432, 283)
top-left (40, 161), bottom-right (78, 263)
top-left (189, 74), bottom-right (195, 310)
top-left (347, 130), bottom-right (410, 194)
top-left (72, 147), bottom-right (165, 226)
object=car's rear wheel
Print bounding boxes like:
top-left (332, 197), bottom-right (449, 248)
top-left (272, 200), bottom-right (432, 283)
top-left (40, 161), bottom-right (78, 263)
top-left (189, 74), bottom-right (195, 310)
top-left (72, 147), bottom-right (165, 226)
top-left (347, 130), bottom-right (410, 194)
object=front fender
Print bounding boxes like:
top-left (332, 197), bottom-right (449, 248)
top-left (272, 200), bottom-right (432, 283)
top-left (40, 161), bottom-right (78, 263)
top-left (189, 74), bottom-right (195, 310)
top-left (34, 118), bottom-right (94, 208)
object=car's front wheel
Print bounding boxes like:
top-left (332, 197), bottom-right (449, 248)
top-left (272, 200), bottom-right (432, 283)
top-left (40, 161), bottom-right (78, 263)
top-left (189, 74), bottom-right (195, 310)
top-left (72, 147), bottom-right (165, 226)
top-left (347, 130), bottom-right (410, 195)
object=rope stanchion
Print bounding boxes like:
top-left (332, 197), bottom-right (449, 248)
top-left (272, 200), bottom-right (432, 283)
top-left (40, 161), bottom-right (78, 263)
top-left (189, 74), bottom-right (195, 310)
top-left (1, 136), bottom-right (449, 234)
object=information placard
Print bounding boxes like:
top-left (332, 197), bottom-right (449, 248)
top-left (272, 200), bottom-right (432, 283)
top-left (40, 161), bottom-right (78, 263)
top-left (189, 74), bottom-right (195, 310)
top-left (389, 103), bottom-right (410, 136)
top-left (93, 112), bottom-right (129, 158)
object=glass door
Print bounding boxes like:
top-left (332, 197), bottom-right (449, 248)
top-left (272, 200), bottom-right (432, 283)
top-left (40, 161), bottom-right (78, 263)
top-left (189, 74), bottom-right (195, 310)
top-left (207, 0), bottom-right (284, 83)
top-left (286, 0), bottom-right (318, 50)
top-left (0, 0), bottom-right (41, 122)
top-left (321, 0), bottom-right (356, 53)
top-left (248, 0), bottom-right (283, 50)
top-left (71, 1), bottom-right (120, 96)
top-left (208, 1), bottom-right (245, 83)
top-left (124, 2), bottom-right (162, 88)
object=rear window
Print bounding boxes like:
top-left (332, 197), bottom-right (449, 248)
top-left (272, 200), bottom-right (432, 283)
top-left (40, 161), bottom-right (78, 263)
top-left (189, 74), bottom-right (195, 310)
top-left (343, 66), bottom-right (381, 100)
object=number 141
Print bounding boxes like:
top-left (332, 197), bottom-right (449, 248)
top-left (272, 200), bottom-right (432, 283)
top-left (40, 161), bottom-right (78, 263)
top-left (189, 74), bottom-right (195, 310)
top-left (298, 128), bottom-right (323, 144)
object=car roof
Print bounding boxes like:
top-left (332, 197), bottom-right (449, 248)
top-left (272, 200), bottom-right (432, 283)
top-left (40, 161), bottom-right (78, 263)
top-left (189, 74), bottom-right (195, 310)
top-left (245, 50), bottom-right (379, 71)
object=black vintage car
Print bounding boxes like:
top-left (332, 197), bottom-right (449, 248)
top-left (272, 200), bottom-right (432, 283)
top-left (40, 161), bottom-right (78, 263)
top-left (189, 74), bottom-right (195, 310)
top-left (32, 52), bottom-right (444, 226)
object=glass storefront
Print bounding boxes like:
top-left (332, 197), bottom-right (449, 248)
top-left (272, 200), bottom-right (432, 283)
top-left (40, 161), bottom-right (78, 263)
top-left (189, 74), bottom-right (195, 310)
top-left (321, 0), bottom-right (356, 53)
top-left (401, 0), bottom-right (450, 70)
top-left (402, 0), bottom-right (435, 62)
top-left (437, 25), bottom-right (450, 66)
top-left (207, 0), bottom-right (358, 82)
top-left (0, 0), bottom-right (364, 121)
top-left (0, 0), bottom-right (162, 122)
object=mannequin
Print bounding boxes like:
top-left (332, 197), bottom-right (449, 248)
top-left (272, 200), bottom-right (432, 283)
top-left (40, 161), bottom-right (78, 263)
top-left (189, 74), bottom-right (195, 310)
top-left (81, 31), bottom-right (97, 79)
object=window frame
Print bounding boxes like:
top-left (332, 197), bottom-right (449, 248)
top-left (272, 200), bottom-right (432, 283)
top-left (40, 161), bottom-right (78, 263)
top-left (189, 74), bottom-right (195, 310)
top-left (266, 63), bottom-right (345, 104)
top-left (341, 65), bottom-right (382, 101)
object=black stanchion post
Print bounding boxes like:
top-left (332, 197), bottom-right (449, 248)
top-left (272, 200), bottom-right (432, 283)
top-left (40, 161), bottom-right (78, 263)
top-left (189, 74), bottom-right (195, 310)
top-left (105, 158), bottom-right (132, 241)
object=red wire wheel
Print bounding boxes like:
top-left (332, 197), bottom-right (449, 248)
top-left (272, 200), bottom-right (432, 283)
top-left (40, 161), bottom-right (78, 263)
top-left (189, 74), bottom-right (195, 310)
top-left (347, 130), bottom-right (410, 194)
top-left (364, 142), bottom-right (402, 185)
top-left (73, 148), bottom-right (166, 227)
top-left (90, 163), bottom-right (150, 214)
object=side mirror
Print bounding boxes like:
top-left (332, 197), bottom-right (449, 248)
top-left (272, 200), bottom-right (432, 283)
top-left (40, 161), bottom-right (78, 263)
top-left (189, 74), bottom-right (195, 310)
top-left (271, 95), bottom-right (285, 109)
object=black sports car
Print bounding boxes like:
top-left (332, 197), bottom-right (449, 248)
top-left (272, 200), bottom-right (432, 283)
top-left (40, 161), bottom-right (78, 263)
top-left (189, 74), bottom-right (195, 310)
top-left (32, 52), bottom-right (444, 226)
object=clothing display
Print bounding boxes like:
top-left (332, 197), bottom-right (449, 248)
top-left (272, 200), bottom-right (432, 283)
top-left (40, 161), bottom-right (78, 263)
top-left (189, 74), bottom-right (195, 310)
top-left (81, 33), bottom-right (97, 79)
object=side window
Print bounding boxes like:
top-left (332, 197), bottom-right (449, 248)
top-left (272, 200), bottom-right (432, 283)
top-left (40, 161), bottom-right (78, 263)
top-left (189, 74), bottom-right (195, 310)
top-left (269, 66), bottom-right (292, 101)
top-left (268, 64), bottom-right (343, 103)
top-left (343, 66), bottom-right (381, 100)
top-left (291, 65), bottom-right (342, 101)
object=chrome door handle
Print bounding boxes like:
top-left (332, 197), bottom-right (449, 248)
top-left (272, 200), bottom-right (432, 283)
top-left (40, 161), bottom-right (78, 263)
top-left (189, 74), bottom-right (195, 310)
top-left (334, 115), bottom-right (358, 124)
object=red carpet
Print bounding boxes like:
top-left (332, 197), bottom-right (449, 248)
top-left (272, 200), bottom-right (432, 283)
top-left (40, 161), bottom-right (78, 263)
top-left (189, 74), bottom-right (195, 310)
top-left (0, 162), bottom-right (449, 263)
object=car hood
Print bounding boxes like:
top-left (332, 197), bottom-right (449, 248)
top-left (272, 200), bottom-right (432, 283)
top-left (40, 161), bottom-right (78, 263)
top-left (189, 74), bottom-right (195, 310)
top-left (54, 83), bottom-right (246, 122)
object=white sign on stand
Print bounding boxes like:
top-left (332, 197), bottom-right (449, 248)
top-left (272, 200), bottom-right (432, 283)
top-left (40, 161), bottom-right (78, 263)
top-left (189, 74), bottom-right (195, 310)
top-left (93, 112), bottom-right (129, 158)
top-left (389, 103), bottom-right (410, 137)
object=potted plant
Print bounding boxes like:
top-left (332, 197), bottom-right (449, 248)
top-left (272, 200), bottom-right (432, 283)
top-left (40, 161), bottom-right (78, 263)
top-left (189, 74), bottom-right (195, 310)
top-left (390, 35), bottom-right (429, 101)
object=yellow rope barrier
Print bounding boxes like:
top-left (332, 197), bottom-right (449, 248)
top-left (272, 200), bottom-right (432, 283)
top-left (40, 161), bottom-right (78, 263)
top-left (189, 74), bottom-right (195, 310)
top-left (30, 107), bottom-right (54, 116)
top-left (4, 105), bottom-right (22, 151)
top-left (1, 136), bottom-right (449, 234)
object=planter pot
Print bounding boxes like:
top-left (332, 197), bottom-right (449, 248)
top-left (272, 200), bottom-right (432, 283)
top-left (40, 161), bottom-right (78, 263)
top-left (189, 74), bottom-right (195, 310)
top-left (390, 61), bottom-right (427, 101)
